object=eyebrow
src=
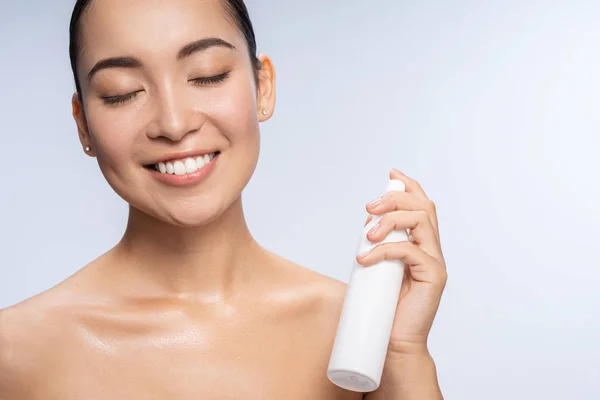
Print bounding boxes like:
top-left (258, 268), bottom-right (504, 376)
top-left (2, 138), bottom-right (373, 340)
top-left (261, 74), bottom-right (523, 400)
top-left (86, 37), bottom-right (237, 81)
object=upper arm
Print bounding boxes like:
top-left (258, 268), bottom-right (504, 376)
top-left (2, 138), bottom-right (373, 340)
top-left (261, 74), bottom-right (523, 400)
top-left (0, 308), bottom-right (16, 393)
top-left (0, 306), bottom-right (37, 398)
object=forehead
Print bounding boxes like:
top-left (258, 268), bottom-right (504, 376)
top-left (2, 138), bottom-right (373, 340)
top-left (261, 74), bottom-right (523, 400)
top-left (78, 0), bottom-right (243, 69)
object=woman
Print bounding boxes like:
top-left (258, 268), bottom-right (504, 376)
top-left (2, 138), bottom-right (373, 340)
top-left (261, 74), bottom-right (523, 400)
top-left (0, 0), bottom-right (447, 399)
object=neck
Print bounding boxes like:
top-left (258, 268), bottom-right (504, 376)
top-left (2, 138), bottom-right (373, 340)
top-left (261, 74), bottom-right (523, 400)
top-left (112, 196), bottom-right (267, 298)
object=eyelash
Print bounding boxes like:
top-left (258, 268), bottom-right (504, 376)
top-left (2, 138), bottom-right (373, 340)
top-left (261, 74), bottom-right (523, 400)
top-left (190, 71), bottom-right (231, 86)
top-left (102, 91), bottom-right (140, 106)
top-left (102, 72), bottom-right (231, 106)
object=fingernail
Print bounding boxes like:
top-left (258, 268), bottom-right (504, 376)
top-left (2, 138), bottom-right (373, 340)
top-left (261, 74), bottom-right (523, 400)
top-left (392, 168), bottom-right (405, 176)
top-left (367, 222), bottom-right (380, 235)
top-left (367, 197), bottom-right (382, 207)
top-left (357, 251), bottom-right (369, 259)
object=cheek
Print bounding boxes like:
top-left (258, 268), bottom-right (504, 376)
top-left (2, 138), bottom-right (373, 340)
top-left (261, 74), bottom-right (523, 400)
top-left (209, 77), bottom-right (260, 145)
top-left (88, 110), bottom-right (138, 187)
top-left (87, 109), bottom-right (140, 168)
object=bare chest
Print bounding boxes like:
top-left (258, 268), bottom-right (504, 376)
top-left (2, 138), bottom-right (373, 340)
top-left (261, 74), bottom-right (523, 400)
top-left (24, 311), bottom-right (362, 400)
top-left (39, 352), bottom-right (356, 400)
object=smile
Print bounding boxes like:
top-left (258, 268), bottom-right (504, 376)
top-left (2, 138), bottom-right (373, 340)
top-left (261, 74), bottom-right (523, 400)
top-left (148, 152), bottom-right (219, 175)
top-left (144, 151), bottom-right (220, 187)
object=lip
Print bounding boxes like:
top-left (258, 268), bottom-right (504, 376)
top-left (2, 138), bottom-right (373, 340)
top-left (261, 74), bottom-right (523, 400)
top-left (145, 149), bottom-right (220, 166)
top-left (146, 153), bottom-right (219, 187)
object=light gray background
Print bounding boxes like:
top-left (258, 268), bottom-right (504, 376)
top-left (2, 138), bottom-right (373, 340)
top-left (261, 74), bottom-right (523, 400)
top-left (1, 1), bottom-right (599, 399)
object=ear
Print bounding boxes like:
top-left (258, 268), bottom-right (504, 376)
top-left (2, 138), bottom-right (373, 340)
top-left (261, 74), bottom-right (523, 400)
top-left (72, 92), bottom-right (95, 157)
top-left (256, 53), bottom-right (276, 122)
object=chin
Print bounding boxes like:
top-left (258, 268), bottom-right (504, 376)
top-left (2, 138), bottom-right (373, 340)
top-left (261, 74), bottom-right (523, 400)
top-left (161, 205), bottom-right (226, 227)
top-left (141, 194), bottom-right (236, 228)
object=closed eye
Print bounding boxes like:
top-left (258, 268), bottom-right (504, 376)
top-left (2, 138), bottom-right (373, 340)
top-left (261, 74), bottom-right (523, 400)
top-left (100, 71), bottom-right (231, 106)
top-left (190, 71), bottom-right (231, 86)
top-left (102, 90), bottom-right (143, 106)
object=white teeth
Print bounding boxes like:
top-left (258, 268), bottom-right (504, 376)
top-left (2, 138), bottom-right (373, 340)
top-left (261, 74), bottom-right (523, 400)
top-left (185, 158), bottom-right (197, 173)
top-left (174, 161), bottom-right (186, 175)
top-left (153, 152), bottom-right (216, 175)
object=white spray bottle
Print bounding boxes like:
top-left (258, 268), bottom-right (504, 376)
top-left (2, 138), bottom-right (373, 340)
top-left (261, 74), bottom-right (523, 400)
top-left (327, 179), bottom-right (410, 392)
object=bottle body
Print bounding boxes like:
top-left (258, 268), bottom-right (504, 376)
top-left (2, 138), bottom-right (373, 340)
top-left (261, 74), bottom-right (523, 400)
top-left (327, 180), bottom-right (409, 392)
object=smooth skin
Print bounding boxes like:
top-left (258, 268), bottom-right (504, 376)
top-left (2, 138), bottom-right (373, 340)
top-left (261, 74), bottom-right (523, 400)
top-left (0, 0), bottom-right (446, 399)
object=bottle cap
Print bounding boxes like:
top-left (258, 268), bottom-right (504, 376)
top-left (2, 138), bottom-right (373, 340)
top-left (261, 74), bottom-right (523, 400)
top-left (386, 179), bottom-right (405, 193)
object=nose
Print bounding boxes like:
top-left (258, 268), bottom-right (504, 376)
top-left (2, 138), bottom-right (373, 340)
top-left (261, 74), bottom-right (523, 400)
top-left (146, 84), bottom-right (202, 142)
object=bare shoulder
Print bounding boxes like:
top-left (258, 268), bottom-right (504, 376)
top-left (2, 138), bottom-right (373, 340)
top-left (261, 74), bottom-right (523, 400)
top-left (1, 295), bottom-right (44, 395)
top-left (264, 251), bottom-right (349, 323)
top-left (1, 288), bottom-right (67, 342)
top-left (0, 276), bottom-right (87, 395)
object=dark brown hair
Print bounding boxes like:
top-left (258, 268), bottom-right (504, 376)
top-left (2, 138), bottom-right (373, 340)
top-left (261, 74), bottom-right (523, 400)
top-left (69, 0), bottom-right (261, 99)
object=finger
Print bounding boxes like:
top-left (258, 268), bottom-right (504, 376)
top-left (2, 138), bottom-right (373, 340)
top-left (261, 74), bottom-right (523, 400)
top-left (365, 213), bottom-right (417, 245)
top-left (357, 241), bottom-right (447, 287)
top-left (365, 210), bottom-right (442, 262)
top-left (389, 169), bottom-right (430, 201)
top-left (366, 191), bottom-right (439, 239)
top-left (389, 169), bottom-right (440, 240)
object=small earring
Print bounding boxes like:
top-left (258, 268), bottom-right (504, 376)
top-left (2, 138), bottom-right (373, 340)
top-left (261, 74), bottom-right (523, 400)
top-left (85, 145), bottom-right (91, 152)
top-left (262, 109), bottom-right (268, 116)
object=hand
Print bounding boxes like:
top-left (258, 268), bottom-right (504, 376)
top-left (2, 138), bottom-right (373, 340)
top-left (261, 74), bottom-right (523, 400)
top-left (357, 169), bottom-right (447, 355)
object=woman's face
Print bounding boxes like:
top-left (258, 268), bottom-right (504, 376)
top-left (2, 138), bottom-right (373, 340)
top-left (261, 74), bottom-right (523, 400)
top-left (73, 0), bottom-right (275, 226)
